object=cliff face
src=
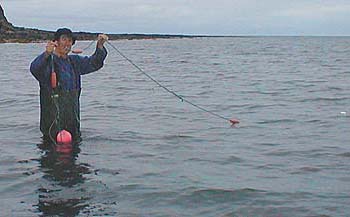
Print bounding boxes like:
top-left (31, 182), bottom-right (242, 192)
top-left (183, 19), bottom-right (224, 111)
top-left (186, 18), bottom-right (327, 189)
top-left (0, 4), bottom-right (15, 32)
top-left (0, 4), bottom-right (6, 21)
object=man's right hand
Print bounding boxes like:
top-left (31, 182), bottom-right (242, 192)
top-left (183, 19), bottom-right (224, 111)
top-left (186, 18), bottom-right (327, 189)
top-left (45, 41), bottom-right (57, 57)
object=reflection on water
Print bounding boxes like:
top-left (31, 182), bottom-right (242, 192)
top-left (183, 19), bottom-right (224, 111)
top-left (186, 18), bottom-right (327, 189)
top-left (36, 140), bottom-right (92, 216)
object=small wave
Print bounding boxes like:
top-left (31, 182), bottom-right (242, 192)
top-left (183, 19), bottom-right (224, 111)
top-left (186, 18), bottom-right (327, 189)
top-left (83, 134), bottom-right (133, 143)
top-left (186, 155), bottom-right (244, 165)
top-left (198, 90), bottom-right (214, 95)
top-left (257, 119), bottom-right (296, 124)
top-left (246, 104), bottom-right (280, 109)
top-left (94, 168), bottom-right (122, 175)
top-left (161, 135), bottom-right (194, 140)
top-left (225, 155), bottom-right (244, 163)
top-left (118, 184), bottom-right (151, 191)
top-left (235, 52), bottom-right (258, 56)
top-left (327, 86), bottom-right (344, 91)
top-left (304, 119), bottom-right (325, 124)
top-left (291, 166), bottom-right (322, 174)
top-left (127, 153), bottom-right (156, 159)
top-left (0, 99), bottom-right (17, 108)
top-left (268, 60), bottom-right (285, 64)
top-left (264, 150), bottom-right (293, 157)
top-left (338, 152), bottom-right (350, 157)
top-left (299, 97), bottom-right (349, 103)
top-left (255, 163), bottom-right (282, 170)
top-left (305, 80), bottom-right (328, 83)
top-left (176, 188), bottom-right (266, 205)
top-left (167, 60), bottom-right (189, 64)
top-left (258, 143), bottom-right (281, 147)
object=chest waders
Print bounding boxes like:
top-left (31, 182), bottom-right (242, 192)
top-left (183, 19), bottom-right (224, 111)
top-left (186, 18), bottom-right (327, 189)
top-left (48, 54), bottom-right (81, 145)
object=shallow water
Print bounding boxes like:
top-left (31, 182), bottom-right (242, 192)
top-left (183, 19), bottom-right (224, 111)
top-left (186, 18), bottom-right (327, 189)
top-left (0, 37), bottom-right (349, 216)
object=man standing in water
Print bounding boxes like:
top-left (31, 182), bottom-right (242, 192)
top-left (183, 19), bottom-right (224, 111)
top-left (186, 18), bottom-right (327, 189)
top-left (30, 28), bottom-right (108, 143)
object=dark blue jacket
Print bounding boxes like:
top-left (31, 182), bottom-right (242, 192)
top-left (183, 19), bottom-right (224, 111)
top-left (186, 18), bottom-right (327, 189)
top-left (30, 47), bottom-right (107, 90)
top-left (30, 47), bottom-right (107, 141)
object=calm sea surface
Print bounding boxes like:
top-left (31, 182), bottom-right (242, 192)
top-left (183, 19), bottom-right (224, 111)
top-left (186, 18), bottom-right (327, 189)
top-left (0, 37), bottom-right (349, 216)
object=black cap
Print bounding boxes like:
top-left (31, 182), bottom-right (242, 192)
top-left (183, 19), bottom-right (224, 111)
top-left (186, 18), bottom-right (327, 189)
top-left (54, 28), bottom-right (76, 45)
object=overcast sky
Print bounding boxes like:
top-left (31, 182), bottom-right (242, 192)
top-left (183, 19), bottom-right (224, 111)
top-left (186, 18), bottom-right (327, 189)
top-left (1, 0), bottom-right (350, 36)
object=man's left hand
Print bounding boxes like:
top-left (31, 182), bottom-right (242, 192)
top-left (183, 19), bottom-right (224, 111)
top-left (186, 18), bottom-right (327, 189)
top-left (97, 34), bottom-right (108, 48)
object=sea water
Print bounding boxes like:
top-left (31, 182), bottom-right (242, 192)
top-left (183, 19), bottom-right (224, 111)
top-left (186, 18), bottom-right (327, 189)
top-left (0, 37), bottom-right (349, 216)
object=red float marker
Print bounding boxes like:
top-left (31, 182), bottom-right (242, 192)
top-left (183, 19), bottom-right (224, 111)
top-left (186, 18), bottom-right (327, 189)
top-left (50, 71), bottom-right (57, 89)
top-left (71, 49), bottom-right (83, 54)
top-left (229, 119), bottom-right (240, 126)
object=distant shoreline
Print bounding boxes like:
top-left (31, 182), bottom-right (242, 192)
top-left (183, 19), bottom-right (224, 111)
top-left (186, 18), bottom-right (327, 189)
top-left (0, 34), bottom-right (201, 44)
top-left (1, 5), bottom-right (207, 43)
top-left (1, 34), bottom-right (349, 44)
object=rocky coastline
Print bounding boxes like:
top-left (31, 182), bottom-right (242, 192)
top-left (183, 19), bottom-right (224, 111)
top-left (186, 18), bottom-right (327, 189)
top-left (0, 4), bottom-right (194, 43)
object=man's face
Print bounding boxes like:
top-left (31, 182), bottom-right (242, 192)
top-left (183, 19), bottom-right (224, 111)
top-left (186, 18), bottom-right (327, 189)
top-left (56, 35), bottom-right (73, 55)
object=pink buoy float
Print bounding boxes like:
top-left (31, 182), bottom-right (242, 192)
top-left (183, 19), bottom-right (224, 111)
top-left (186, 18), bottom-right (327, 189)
top-left (56, 130), bottom-right (72, 144)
